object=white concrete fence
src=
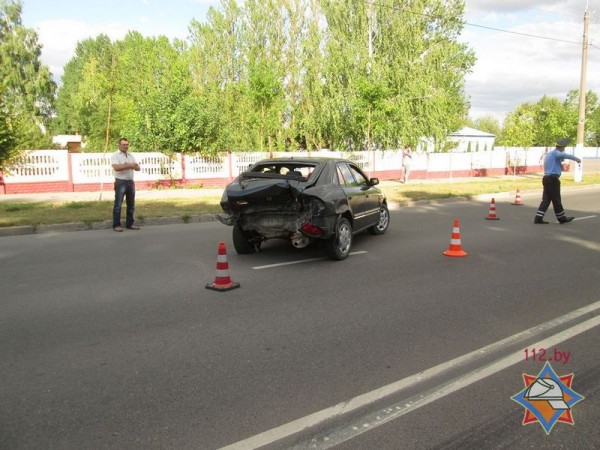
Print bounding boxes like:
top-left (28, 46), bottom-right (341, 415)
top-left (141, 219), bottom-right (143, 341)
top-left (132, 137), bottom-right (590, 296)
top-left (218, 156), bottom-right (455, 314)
top-left (2, 147), bottom-right (599, 195)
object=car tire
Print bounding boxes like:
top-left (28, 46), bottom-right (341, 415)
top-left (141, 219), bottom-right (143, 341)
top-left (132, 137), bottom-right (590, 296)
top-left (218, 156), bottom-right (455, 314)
top-left (368, 204), bottom-right (390, 235)
top-left (232, 225), bottom-right (257, 254)
top-left (325, 217), bottom-right (352, 260)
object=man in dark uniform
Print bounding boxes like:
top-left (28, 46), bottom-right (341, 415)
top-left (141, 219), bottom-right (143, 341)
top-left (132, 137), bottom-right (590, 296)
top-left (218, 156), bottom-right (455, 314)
top-left (534, 137), bottom-right (581, 224)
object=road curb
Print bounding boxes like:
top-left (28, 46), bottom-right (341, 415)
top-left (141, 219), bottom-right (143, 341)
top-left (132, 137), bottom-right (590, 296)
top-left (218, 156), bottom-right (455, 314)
top-left (0, 214), bottom-right (219, 237)
top-left (0, 225), bottom-right (35, 237)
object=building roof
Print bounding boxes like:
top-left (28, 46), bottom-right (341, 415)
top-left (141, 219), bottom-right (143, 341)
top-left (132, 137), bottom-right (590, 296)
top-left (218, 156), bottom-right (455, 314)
top-left (52, 135), bottom-right (82, 147)
top-left (448, 126), bottom-right (496, 138)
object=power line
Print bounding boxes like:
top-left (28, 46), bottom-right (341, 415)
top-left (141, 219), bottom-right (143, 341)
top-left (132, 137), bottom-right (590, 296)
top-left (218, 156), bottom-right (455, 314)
top-left (463, 22), bottom-right (581, 45)
top-left (362, 0), bottom-right (587, 46)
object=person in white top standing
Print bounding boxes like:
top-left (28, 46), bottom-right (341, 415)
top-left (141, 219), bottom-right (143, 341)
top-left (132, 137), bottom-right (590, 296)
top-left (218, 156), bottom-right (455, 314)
top-left (402, 145), bottom-right (413, 183)
top-left (111, 138), bottom-right (141, 232)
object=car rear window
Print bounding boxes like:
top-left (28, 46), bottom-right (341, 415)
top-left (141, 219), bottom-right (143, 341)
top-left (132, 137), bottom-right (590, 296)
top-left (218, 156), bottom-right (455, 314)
top-left (249, 164), bottom-right (316, 179)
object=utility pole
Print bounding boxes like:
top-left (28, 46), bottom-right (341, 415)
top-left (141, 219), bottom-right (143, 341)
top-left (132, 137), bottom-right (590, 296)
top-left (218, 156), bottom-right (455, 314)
top-left (574, 6), bottom-right (589, 182)
top-left (367, 0), bottom-right (373, 74)
top-left (366, 0), bottom-right (373, 153)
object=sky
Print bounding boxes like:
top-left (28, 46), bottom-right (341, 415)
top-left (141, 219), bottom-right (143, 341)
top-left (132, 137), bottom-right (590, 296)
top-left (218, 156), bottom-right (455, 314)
top-left (18, 0), bottom-right (600, 124)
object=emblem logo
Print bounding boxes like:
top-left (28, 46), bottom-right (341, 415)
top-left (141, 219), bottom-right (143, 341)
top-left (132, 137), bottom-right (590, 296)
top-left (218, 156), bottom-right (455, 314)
top-left (511, 361), bottom-right (584, 434)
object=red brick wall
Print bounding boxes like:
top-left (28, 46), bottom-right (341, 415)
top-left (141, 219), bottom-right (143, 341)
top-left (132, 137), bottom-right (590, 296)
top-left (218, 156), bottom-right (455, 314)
top-left (4, 181), bottom-right (70, 194)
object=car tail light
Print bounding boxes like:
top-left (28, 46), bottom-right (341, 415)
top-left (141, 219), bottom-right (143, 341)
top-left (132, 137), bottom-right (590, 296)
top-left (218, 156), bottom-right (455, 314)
top-left (301, 223), bottom-right (324, 236)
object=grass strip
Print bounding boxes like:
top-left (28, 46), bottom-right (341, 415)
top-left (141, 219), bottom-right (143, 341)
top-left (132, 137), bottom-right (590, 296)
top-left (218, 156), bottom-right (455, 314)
top-left (1, 174), bottom-right (599, 228)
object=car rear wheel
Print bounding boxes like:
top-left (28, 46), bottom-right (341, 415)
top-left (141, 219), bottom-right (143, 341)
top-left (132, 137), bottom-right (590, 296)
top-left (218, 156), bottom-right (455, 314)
top-left (325, 217), bottom-right (352, 260)
top-left (232, 225), bottom-right (258, 254)
top-left (368, 204), bottom-right (390, 235)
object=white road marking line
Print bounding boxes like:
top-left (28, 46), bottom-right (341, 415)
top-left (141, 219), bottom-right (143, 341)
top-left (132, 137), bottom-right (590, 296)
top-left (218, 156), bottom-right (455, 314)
top-left (219, 300), bottom-right (600, 449)
top-left (574, 215), bottom-right (597, 221)
top-left (307, 315), bottom-right (600, 449)
top-left (252, 251), bottom-right (367, 270)
top-left (557, 235), bottom-right (600, 251)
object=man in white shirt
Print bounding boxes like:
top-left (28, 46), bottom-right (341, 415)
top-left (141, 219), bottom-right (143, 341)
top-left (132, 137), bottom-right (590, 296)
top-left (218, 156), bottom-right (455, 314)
top-left (111, 138), bottom-right (141, 232)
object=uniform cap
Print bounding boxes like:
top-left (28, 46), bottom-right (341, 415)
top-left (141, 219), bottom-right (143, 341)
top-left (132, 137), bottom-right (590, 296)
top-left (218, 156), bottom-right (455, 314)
top-left (556, 138), bottom-right (571, 147)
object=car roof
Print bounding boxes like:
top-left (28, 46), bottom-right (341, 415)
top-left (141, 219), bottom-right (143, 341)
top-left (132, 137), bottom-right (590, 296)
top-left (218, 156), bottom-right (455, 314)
top-left (253, 157), bottom-right (351, 165)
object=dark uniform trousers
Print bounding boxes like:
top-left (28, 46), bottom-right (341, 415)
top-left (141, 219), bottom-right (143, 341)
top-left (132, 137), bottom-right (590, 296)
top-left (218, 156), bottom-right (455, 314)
top-left (535, 175), bottom-right (567, 221)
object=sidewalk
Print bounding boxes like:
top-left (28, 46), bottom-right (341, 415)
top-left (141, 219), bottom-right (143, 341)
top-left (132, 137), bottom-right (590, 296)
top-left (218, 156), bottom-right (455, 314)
top-left (0, 187), bottom-right (225, 203)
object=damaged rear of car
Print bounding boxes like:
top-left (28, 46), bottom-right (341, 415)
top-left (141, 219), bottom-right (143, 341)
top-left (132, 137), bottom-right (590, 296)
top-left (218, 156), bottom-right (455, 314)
top-left (218, 157), bottom-right (389, 260)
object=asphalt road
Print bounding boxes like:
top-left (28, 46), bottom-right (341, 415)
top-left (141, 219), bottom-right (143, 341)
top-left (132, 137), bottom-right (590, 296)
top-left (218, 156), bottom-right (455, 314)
top-left (1, 188), bottom-right (599, 449)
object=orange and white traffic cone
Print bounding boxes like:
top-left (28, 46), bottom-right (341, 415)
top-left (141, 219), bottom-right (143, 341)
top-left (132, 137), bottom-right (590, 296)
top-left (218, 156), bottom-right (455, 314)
top-left (443, 219), bottom-right (468, 257)
top-left (485, 198), bottom-right (500, 220)
top-left (512, 188), bottom-right (524, 205)
top-left (206, 242), bottom-right (240, 291)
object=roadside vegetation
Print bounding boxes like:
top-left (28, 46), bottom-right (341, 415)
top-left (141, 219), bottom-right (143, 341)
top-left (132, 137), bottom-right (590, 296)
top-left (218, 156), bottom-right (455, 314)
top-left (382, 174), bottom-right (600, 204)
top-left (4, 0), bottom-right (600, 172)
top-left (2, 174), bottom-right (599, 228)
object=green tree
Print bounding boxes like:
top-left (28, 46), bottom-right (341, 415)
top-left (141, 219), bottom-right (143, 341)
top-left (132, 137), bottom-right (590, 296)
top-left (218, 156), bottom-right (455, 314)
top-left (188, 1), bottom-right (252, 152)
top-left (533, 95), bottom-right (575, 147)
top-left (583, 91), bottom-right (600, 146)
top-left (0, 0), bottom-right (55, 155)
top-left (296, 0), bottom-right (329, 149)
top-left (55, 32), bottom-right (197, 153)
top-left (0, 86), bottom-right (17, 167)
top-left (321, 0), bottom-right (474, 151)
top-left (54, 0), bottom-right (475, 154)
top-left (53, 35), bottom-right (115, 149)
top-left (468, 115), bottom-right (501, 138)
top-left (498, 93), bottom-right (584, 148)
top-left (116, 32), bottom-right (195, 153)
top-left (565, 89), bottom-right (599, 146)
top-left (498, 103), bottom-right (537, 147)
top-left (247, 59), bottom-right (284, 151)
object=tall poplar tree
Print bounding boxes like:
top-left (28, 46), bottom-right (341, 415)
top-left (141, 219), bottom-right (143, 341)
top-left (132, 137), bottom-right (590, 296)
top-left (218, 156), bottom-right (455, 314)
top-left (54, 0), bottom-right (475, 154)
top-left (188, 0), bottom-right (251, 151)
top-left (54, 35), bottom-right (115, 148)
top-left (0, 0), bottom-right (55, 159)
top-left (321, 0), bottom-right (474, 150)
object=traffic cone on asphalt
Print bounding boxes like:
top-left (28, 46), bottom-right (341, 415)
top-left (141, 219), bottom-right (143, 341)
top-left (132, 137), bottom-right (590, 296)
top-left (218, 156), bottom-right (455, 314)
top-left (485, 198), bottom-right (500, 220)
top-left (206, 242), bottom-right (240, 292)
top-left (443, 219), bottom-right (468, 257)
top-left (512, 188), bottom-right (524, 205)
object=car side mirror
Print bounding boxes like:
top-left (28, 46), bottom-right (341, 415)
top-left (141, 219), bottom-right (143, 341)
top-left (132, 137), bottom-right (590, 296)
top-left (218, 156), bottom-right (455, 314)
top-left (368, 177), bottom-right (380, 186)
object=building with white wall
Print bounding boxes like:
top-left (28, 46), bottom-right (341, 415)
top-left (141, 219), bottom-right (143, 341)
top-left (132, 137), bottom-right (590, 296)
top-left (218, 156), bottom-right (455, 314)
top-left (446, 126), bottom-right (496, 152)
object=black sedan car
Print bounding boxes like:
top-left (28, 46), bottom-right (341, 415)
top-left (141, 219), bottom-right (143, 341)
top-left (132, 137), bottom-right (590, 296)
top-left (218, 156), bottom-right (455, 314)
top-left (218, 157), bottom-right (389, 260)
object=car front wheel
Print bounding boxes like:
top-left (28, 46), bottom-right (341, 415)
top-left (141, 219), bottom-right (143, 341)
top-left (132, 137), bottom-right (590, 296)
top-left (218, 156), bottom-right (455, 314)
top-left (368, 204), bottom-right (390, 235)
top-left (325, 217), bottom-right (352, 260)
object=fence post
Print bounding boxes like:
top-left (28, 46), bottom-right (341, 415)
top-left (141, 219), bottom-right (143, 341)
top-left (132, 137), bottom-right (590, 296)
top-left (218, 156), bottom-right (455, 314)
top-left (227, 151), bottom-right (234, 182)
top-left (180, 152), bottom-right (187, 188)
top-left (67, 153), bottom-right (74, 192)
top-left (371, 149), bottom-right (376, 175)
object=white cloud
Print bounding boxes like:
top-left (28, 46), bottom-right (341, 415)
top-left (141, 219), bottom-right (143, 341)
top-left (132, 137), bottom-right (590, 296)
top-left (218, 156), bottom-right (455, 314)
top-left (36, 19), bottom-right (131, 81)
top-left (463, 0), bottom-right (600, 122)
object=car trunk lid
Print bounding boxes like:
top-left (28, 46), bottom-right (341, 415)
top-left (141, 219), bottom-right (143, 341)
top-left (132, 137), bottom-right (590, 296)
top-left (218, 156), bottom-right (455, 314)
top-left (227, 178), bottom-right (305, 208)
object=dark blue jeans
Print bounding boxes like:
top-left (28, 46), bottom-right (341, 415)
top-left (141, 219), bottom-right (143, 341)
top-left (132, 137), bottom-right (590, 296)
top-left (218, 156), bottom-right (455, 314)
top-left (113, 179), bottom-right (136, 228)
